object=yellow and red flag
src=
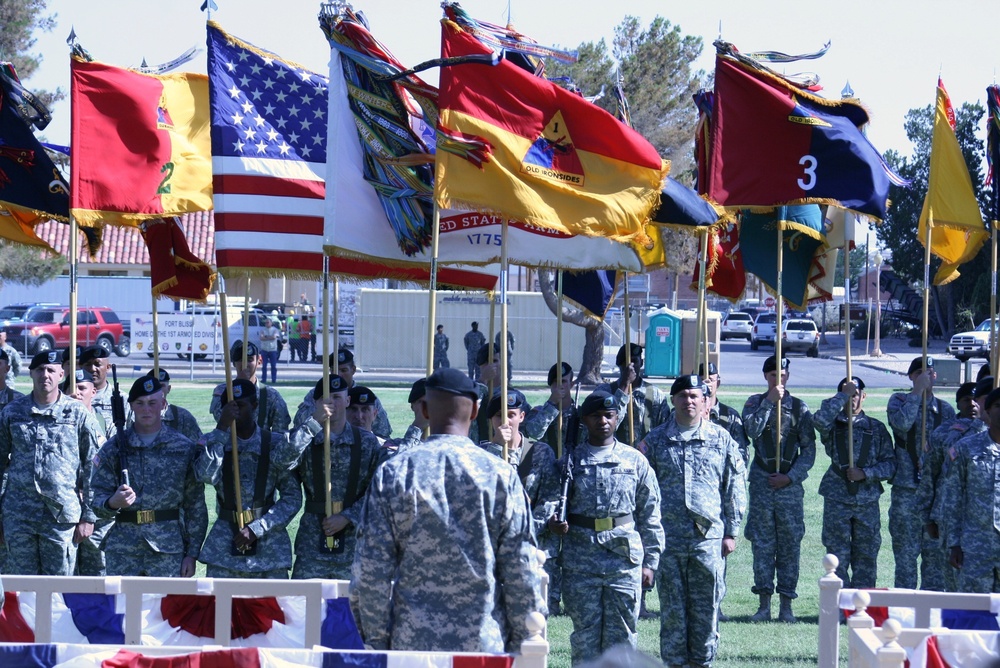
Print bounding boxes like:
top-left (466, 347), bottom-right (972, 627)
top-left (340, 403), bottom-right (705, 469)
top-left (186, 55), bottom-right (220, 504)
top-left (918, 78), bottom-right (988, 285)
top-left (70, 58), bottom-right (212, 226)
top-left (434, 15), bottom-right (667, 247)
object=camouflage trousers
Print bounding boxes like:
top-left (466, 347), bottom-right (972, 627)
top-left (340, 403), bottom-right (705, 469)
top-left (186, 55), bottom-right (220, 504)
top-left (105, 543), bottom-right (184, 577)
top-left (889, 486), bottom-right (944, 590)
top-left (745, 476), bottom-right (805, 598)
top-left (821, 497), bottom-right (881, 588)
top-left (291, 513), bottom-right (355, 580)
top-left (4, 517), bottom-right (77, 575)
top-left (957, 526), bottom-right (1000, 593)
top-left (76, 519), bottom-right (114, 576)
top-left (541, 535), bottom-right (562, 612)
top-left (207, 564), bottom-right (288, 579)
top-left (563, 567), bottom-right (641, 666)
top-left (656, 538), bottom-right (724, 667)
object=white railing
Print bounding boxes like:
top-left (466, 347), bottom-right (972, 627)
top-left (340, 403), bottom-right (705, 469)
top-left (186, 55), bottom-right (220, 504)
top-left (817, 554), bottom-right (1000, 667)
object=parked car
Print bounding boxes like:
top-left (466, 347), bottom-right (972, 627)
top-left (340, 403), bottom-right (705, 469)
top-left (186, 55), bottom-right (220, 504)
top-left (750, 312), bottom-right (777, 350)
top-left (947, 318), bottom-right (996, 362)
top-left (781, 318), bottom-right (820, 357)
top-left (0, 302), bottom-right (59, 328)
top-left (3, 306), bottom-right (128, 357)
top-left (721, 311), bottom-right (753, 341)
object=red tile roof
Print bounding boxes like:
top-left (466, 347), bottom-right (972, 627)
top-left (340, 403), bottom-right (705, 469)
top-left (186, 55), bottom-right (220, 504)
top-left (33, 212), bottom-right (216, 266)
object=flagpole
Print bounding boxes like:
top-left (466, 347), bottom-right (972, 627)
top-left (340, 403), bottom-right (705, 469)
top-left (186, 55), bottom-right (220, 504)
top-left (623, 271), bottom-right (634, 446)
top-left (487, 291), bottom-right (496, 441)
top-left (68, 218), bottom-right (79, 394)
top-left (775, 208), bottom-right (784, 473)
top-left (242, 276), bottom-right (251, 370)
top-left (992, 222), bottom-right (998, 388)
top-left (921, 215), bottom-right (932, 452)
top-left (151, 293), bottom-right (160, 381)
top-left (217, 278), bottom-right (245, 534)
top-left (500, 219), bottom-right (510, 462)
top-left (332, 276), bottom-right (340, 363)
top-left (556, 269), bottom-right (564, 460)
top-left (321, 256), bottom-right (334, 551)
top-left (427, 208), bottom-right (441, 377)
top-left (697, 229), bottom-right (710, 375)
top-left (843, 238), bottom-right (855, 468)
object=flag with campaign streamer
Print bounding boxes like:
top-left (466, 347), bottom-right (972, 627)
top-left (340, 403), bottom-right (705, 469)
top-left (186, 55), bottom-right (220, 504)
top-left (918, 78), bottom-right (988, 285)
top-left (0, 205), bottom-right (56, 253)
top-left (740, 204), bottom-right (826, 309)
top-left (705, 44), bottom-right (903, 221)
top-left (435, 4), bottom-right (667, 247)
top-left (140, 218), bottom-right (214, 302)
top-left (70, 57), bottom-right (212, 226)
top-left (211, 21), bottom-right (495, 289)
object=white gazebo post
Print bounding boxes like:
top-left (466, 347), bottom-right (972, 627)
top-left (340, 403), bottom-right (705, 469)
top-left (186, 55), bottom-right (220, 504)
top-left (873, 252), bottom-right (884, 357)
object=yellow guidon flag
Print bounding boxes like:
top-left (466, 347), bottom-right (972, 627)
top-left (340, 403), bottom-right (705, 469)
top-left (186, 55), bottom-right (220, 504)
top-left (434, 14), bottom-right (667, 248)
top-left (918, 78), bottom-right (988, 285)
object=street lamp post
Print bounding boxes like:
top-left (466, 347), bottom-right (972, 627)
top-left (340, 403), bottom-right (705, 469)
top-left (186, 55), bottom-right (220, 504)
top-left (873, 252), bottom-right (883, 357)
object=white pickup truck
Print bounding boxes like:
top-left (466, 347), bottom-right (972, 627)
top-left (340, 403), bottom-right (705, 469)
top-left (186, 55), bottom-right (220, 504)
top-left (947, 319), bottom-right (996, 362)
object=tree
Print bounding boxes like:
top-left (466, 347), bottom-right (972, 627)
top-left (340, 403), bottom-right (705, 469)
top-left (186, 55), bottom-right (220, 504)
top-left (879, 100), bottom-right (988, 335)
top-left (0, 240), bottom-right (63, 289)
top-left (537, 16), bottom-right (707, 382)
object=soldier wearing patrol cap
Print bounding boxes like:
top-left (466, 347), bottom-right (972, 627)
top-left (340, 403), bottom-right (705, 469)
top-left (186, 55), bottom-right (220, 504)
top-left (144, 368), bottom-right (202, 442)
top-left (596, 343), bottom-right (669, 446)
top-left (81, 345), bottom-right (116, 427)
top-left (0, 351), bottom-right (102, 575)
top-left (196, 378), bottom-right (332, 579)
top-left (292, 348), bottom-right (391, 439)
top-left (292, 374), bottom-right (381, 579)
top-left (482, 388), bottom-right (561, 613)
top-left (941, 386), bottom-right (1000, 592)
top-left (813, 376), bottom-right (895, 591)
top-left (887, 355), bottom-right (955, 590)
top-left (919, 381), bottom-right (983, 591)
top-left (548, 389), bottom-right (664, 665)
top-left (210, 341), bottom-right (290, 433)
top-left (347, 386), bottom-right (383, 445)
top-left (639, 374), bottom-right (746, 668)
top-left (741, 355), bottom-right (815, 622)
top-left (90, 375), bottom-right (207, 577)
top-left (351, 367), bottom-right (543, 652)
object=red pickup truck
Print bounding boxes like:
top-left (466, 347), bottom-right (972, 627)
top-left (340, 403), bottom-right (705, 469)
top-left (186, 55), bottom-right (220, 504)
top-left (3, 305), bottom-right (129, 357)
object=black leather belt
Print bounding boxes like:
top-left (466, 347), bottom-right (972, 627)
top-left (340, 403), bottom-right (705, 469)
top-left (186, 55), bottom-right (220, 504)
top-left (118, 509), bottom-right (180, 525)
top-left (568, 513), bottom-right (634, 532)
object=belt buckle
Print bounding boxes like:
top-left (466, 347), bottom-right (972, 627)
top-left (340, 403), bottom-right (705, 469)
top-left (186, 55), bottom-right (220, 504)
top-left (331, 501), bottom-right (344, 514)
top-left (135, 509), bottom-right (155, 525)
top-left (594, 517), bottom-right (614, 532)
top-left (238, 509), bottom-right (256, 525)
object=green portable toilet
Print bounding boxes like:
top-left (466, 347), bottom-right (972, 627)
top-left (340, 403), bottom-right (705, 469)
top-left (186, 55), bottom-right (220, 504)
top-left (644, 309), bottom-right (682, 378)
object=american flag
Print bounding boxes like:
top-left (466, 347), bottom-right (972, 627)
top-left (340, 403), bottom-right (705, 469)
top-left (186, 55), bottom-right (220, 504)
top-left (207, 22), bottom-right (496, 289)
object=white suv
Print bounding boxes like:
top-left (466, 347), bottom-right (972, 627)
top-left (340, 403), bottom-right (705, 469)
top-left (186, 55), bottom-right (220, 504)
top-left (781, 318), bottom-right (820, 357)
top-left (721, 312), bottom-right (753, 341)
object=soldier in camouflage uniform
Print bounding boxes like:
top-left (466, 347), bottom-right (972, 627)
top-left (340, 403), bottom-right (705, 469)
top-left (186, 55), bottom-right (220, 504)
top-left (920, 381), bottom-right (983, 591)
top-left (481, 388), bottom-right (561, 614)
top-left (91, 376), bottom-right (207, 577)
top-left (83, 345), bottom-right (117, 427)
top-left (293, 374), bottom-right (382, 580)
top-left (197, 378), bottom-right (331, 578)
top-left (0, 331), bottom-right (22, 389)
top-left (943, 387), bottom-right (1000, 592)
top-left (701, 362), bottom-right (748, 464)
top-left (813, 376), bottom-right (895, 589)
top-left (470, 345), bottom-right (502, 444)
top-left (380, 379), bottom-right (426, 459)
top-left (352, 368), bottom-right (543, 652)
top-left (0, 350), bottom-right (25, 573)
top-left (292, 348), bottom-right (391, 438)
top-left (145, 368), bottom-right (202, 442)
top-left (211, 341), bottom-right (290, 432)
top-left (548, 389), bottom-right (664, 665)
top-left (525, 362), bottom-right (585, 452)
top-left (639, 375), bottom-right (746, 668)
top-left (742, 355), bottom-right (815, 623)
top-left (887, 357), bottom-right (955, 589)
top-left (597, 343), bottom-right (669, 446)
top-left (464, 321), bottom-right (486, 381)
top-left (433, 324), bottom-right (450, 369)
top-left (0, 351), bottom-right (101, 575)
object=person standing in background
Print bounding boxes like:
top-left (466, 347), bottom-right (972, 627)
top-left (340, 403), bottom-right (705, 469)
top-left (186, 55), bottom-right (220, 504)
top-left (258, 317), bottom-right (280, 384)
top-left (464, 322), bottom-right (485, 381)
top-left (434, 325), bottom-right (450, 370)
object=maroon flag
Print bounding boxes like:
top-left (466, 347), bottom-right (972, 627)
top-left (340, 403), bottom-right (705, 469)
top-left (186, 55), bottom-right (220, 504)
top-left (140, 218), bottom-right (214, 302)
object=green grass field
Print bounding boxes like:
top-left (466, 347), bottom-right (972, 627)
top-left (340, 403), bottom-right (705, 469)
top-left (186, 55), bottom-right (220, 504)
top-left (166, 380), bottom-right (914, 667)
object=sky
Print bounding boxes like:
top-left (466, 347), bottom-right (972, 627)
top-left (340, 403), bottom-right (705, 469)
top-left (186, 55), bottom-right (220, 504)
top-left (20, 0), bottom-right (1000, 244)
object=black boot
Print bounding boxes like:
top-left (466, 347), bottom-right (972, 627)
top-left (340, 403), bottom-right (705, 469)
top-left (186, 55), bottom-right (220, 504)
top-left (778, 594), bottom-right (797, 623)
top-left (749, 593), bottom-right (771, 622)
